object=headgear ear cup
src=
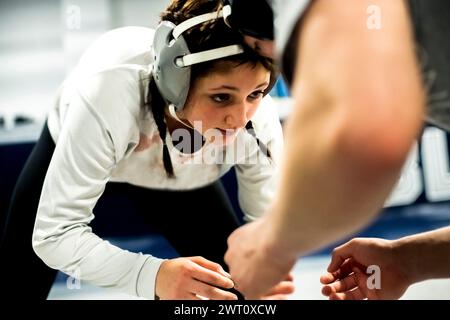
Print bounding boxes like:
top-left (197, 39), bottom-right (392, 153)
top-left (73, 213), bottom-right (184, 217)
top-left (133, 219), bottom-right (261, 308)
top-left (152, 21), bottom-right (192, 111)
top-left (152, 5), bottom-right (244, 111)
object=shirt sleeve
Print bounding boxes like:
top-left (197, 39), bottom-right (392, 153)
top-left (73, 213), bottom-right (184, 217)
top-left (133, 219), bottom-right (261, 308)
top-left (234, 95), bottom-right (284, 222)
top-left (32, 82), bottom-right (164, 300)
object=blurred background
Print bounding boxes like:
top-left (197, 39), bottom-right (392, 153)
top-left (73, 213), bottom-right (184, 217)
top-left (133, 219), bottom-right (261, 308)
top-left (1, 0), bottom-right (449, 300)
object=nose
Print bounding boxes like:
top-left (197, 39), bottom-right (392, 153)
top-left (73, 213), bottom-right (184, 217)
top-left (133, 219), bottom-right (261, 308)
top-left (225, 101), bottom-right (249, 129)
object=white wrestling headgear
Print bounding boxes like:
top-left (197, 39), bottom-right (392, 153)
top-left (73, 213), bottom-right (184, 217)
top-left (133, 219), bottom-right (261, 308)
top-left (152, 5), bottom-right (244, 111)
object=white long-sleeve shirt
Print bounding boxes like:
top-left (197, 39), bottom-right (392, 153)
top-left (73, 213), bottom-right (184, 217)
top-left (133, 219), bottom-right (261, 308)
top-left (32, 27), bottom-right (284, 299)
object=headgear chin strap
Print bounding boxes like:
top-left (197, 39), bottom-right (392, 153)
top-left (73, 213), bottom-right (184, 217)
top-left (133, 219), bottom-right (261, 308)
top-left (152, 5), bottom-right (244, 111)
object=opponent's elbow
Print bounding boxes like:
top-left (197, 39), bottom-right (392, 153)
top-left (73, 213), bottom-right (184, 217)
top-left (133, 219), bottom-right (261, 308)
top-left (335, 88), bottom-right (424, 172)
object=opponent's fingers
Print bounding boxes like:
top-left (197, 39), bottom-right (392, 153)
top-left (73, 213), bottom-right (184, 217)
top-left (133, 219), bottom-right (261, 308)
top-left (329, 287), bottom-right (366, 300)
top-left (284, 273), bottom-right (295, 282)
top-left (321, 258), bottom-right (366, 284)
top-left (328, 240), bottom-right (358, 272)
top-left (322, 272), bottom-right (358, 296)
top-left (321, 258), bottom-right (353, 284)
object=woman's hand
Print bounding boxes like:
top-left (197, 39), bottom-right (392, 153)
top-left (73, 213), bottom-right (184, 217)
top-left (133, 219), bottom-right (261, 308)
top-left (155, 256), bottom-right (238, 300)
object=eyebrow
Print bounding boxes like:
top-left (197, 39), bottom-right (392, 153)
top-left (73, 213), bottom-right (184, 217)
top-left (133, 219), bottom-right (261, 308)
top-left (209, 81), bottom-right (269, 92)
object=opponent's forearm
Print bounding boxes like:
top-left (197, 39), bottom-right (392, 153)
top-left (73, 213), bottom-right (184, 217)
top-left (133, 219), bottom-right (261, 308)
top-left (264, 0), bottom-right (424, 258)
top-left (265, 104), bottom-right (412, 258)
top-left (395, 227), bottom-right (450, 283)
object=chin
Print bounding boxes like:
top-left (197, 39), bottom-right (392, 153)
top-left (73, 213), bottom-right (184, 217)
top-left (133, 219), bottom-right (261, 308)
top-left (205, 128), bottom-right (239, 146)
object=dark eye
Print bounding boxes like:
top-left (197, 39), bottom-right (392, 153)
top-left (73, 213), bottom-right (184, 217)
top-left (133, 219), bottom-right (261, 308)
top-left (249, 90), bottom-right (265, 100)
top-left (211, 94), bottom-right (230, 103)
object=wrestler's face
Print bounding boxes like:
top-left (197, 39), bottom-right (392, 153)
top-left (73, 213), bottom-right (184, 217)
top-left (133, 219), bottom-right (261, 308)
top-left (178, 61), bottom-right (270, 145)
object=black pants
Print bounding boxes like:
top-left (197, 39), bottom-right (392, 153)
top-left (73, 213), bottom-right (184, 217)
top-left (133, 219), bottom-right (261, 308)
top-left (0, 123), bottom-right (242, 299)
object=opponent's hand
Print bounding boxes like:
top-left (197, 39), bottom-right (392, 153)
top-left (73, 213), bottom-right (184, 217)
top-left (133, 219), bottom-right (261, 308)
top-left (156, 256), bottom-right (238, 300)
top-left (225, 218), bottom-right (297, 299)
top-left (259, 273), bottom-right (295, 300)
top-left (320, 238), bottom-right (412, 300)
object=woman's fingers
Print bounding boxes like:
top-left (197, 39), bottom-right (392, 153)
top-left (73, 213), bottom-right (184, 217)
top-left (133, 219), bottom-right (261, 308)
top-left (190, 260), bottom-right (235, 289)
top-left (156, 257), bottom-right (238, 299)
top-left (188, 256), bottom-right (231, 278)
top-left (185, 257), bottom-right (238, 300)
top-left (190, 279), bottom-right (238, 300)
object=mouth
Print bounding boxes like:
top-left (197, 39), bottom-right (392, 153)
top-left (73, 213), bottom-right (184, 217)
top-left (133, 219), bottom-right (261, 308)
top-left (216, 128), bottom-right (237, 137)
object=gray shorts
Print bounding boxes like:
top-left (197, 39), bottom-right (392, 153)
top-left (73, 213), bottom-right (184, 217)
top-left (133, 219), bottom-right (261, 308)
top-left (408, 0), bottom-right (450, 131)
